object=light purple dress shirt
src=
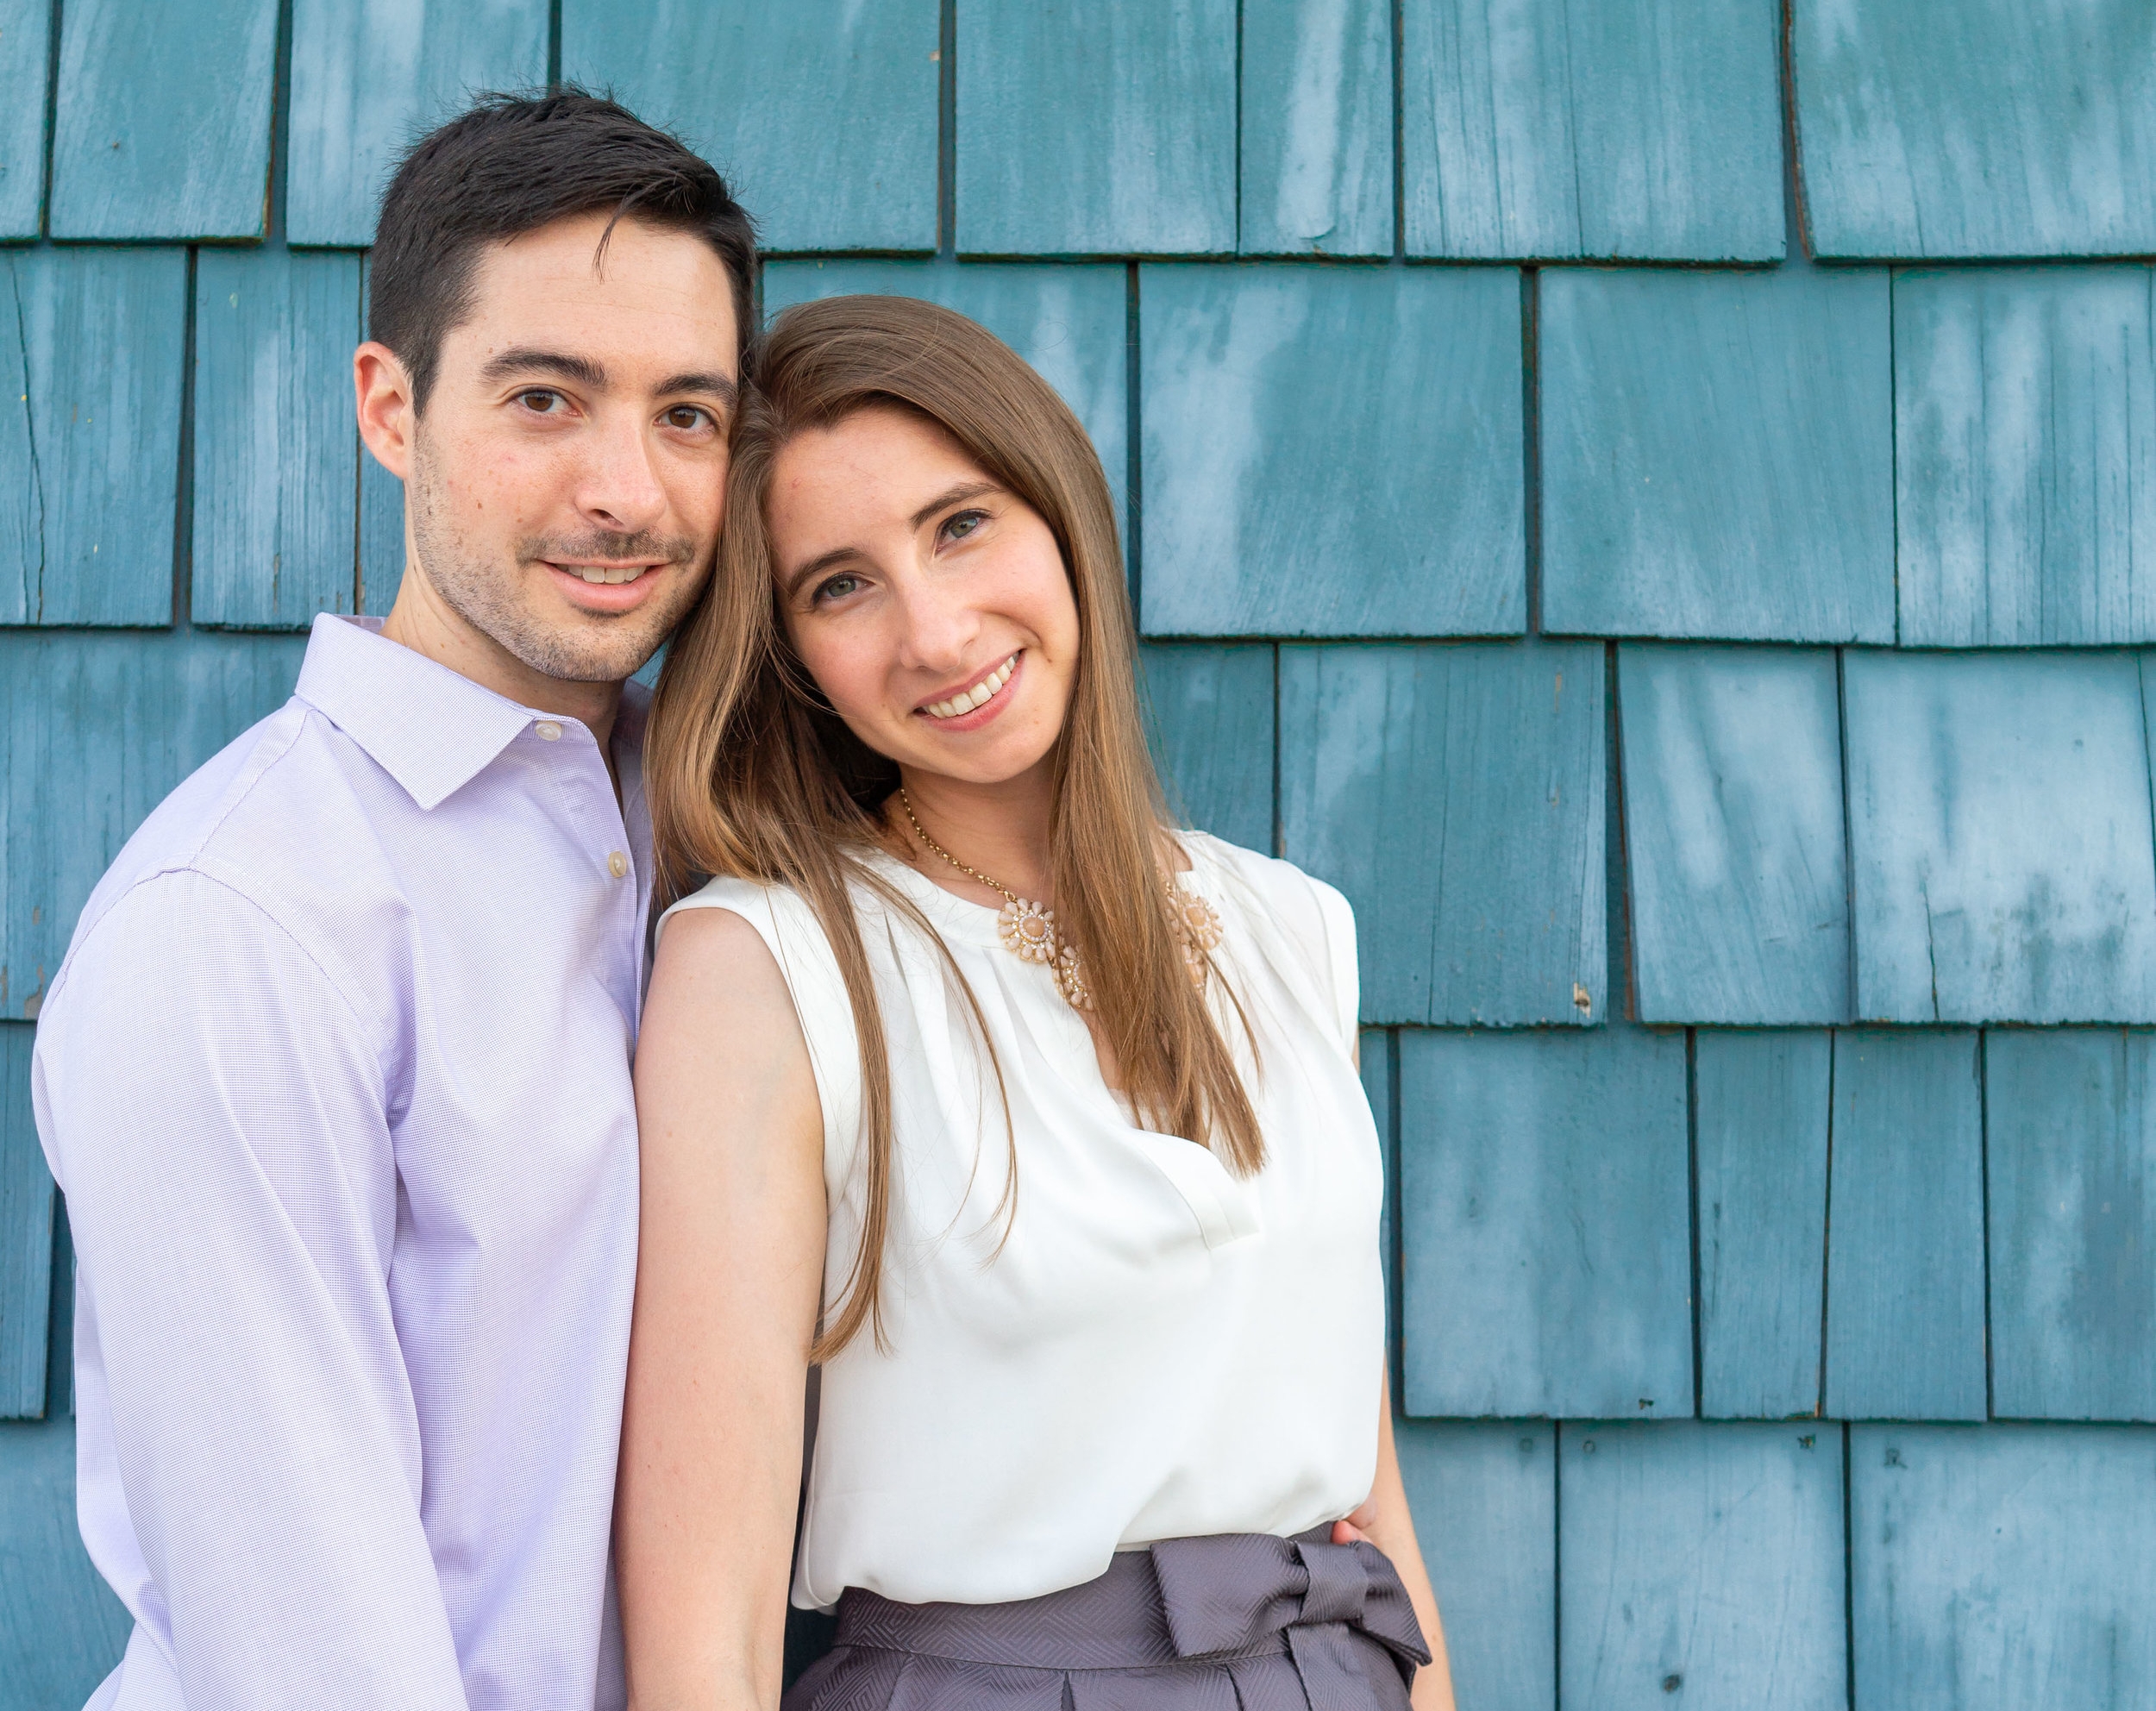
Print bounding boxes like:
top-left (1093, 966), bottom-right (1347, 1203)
top-left (32, 614), bottom-right (653, 1711)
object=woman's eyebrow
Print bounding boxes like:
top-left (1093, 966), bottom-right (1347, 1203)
top-left (782, 546), bottom-right (861, 601)
top-left (909, 480), bottom-right (1000, 530)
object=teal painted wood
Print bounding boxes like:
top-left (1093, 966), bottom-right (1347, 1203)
top-left (1844, 651), bottom-right (2156, 1025)
top-left (0, 634), bottom-right (307, 1021)
top-left (1398, 1026), bottom-right (1692, 1418)
top-left (1824, 1030), bottom-right (1988, 1421)
top-left (762, 260), bottom-right (1130, 530)
top-left (562, 0), bottom-right (937, 254)
top-left (0, 1417), bottom-right (130, 1708)
top-left (47, 0), bottom-right (278, 240)
top-left (1896, 266), bottom-right (2156, 647)
top-left (191, 248), bottom-right (362, 630)
top-left (1138, 264), bottom-right (1525, 638)
top-left (1136, 643), bottom-right (1275, 854)
top-left (1278, 643), bottom-right (1605, 1027)
top-left (956, 2), bottom-right (1236, 257)
top-left (1401, 0), bottom-right (1783, 261)
top-left (1851, 1423), bottom-right (2156, 1710)
top-left (1238, 0), bottom-right (1392, 257)
top-left (0, 1025), bottom-right (51, 1420)
top-left (1562, 1421), bottom-right (1845, 1709)
top-left (1695, 1030), bottom-right (1831, 1420)
top-left (1618, 647), bottom-right (1851, 1025)
top-left (1540, 261), bottom-right (1895, 642)
top-left (0, 0), bottom-right (50, 237)
top-left (1, 248), bottom-right (186, 628)
top-left (1394, 1420), bottom-right (1555, 1711)
top-left (1984, 1029), bottom-right (2156, 1422)
top-left (1792, 1), bottom-right (2156, 260)
top-left (287, 0), bottom-right (549, 248)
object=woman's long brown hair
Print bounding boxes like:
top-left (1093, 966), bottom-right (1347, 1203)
top-left (645, 295), bottom-right (1264, 1360)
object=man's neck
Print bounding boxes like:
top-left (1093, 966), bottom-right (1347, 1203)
top-left (380, 564), bottom-right (625, 756)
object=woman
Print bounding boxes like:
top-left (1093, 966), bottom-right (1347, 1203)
top-left (622, 295), bottom-right (1455, 1711)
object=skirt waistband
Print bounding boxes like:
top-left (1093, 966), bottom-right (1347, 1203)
top-left (829, 1525), bottom-right (1430, 1683)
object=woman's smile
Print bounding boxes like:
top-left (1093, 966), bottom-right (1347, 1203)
top-left (917, 650), bottom-right (1024, 728)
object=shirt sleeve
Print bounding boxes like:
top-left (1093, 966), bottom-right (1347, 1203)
top-left (1305, 874), bottom-right (1363, 1057)
top-left (34, 869), bottom-right (470, 1710)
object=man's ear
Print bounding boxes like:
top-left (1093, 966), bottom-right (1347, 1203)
top-left (354, 341), bottom-right (417, 481)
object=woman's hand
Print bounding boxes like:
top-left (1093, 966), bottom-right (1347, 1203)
top-left (617, 907), bottom-right (829, 1711)
top-left (1332, 1374), bottom-right (1459, 1711)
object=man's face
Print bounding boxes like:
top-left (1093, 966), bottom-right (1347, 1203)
top-left (398, 212), bottom-right (737, 686)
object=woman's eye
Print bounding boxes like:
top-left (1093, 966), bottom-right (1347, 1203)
top-left (943, 510), bottom-right (987, 542)
top-left (813, 573), bottom-right (863, 605)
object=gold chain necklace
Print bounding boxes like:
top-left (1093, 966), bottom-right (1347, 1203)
top-left (895, 790), bottom-right (1223, 1012)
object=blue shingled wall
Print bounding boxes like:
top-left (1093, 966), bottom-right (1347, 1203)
top-left (5, 2), bottom-right (2154, 1704)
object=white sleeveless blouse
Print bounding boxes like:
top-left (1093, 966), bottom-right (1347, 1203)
top-left (659, 831), bottom-right (1385, 1611)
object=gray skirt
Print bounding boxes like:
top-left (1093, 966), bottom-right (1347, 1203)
top-left (782, 1527), bottom-right (1429, 1710)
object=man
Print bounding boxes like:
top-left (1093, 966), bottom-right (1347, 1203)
top-left (31, 91), bottom-right (750, 1709)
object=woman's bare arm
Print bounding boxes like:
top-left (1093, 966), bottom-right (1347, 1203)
top-left (617, 907), bottom-right (828, 1711)
top-left (1334, 1371), bottom-right (1457, 1711)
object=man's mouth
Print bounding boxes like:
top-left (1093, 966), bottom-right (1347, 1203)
top-left (564, 564), bottom-right (655, 586)
top-left (920, 652), bottom-right (1020, 720)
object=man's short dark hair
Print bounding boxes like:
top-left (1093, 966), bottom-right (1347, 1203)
top-left (370, 87), bottom-right (756, 413)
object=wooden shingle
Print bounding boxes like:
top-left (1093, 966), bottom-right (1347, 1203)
top-left (1238, 0), bottom-right (1393, 257)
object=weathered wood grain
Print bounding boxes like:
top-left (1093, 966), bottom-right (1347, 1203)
top-left (956, 1), bottom-right (1236, 256)
top-left (287, 0), bottom-right (549, 248)
top-left (1278, 642), bottom-right (1604, 1027)
top-left (563, 0), bottom-right (938, 254)
top-left (1137, 643), bottom-right (1275, 854)
top-left (1793, 0), bottom-right (2156, 260)
top-left (1695, 1030), bottom-right (1832, 1420)
top-left (1851, 1423), bottom-right (2156, 1709)
top-left (1401, 0), bottom-right (1783, 260)
top-left (1896, 266), bottom-right (2156, 646)
top-left (0, 0), bottom-right (50, 238)
top-left (1619, 647), bottom-right (1851, 1025)
top-left (191, 248), bottom-right (362, 630)
top-left (761, 260), bottom-right (1130, 530)
top-left (1540, 261), bottom-right (1895, 642)
top-left (1824, 1030), bottom-right (1988, 1421)
top-left (0, 634), bottom-right (307, 1022)
top-left (47, 0), bottom-right (278, 240)
top-left (1562, 1421), bottom-right (1846, 1709)
top-left (0, 1417), bottom-right (131, 1708)
top-left (1, 248), bottom-right (186, 628)
top-left (1985, 1029), bottom-right (2156, 1422)
top-left (0, 1025), bottom-right (50, 1421)
top-left (1844, 651), bottom-right (2156, 1024)
top-left (1139, 264), bottom-right (1524, 638)
top-left (1399, 1026), bottom-right (1691, 1418)
top-left (1238, 0), bottom-right (1392, 256)
top-left (1395, 1420), bottom-right (1555, 1711)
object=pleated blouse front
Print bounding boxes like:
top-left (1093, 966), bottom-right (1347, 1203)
top-left (659, 831), bottom-right (1387, 1612)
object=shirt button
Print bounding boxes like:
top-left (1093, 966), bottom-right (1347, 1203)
top-left (607, 851), bottom-right (630, 880)
top-left (535, 721), bottom-right (563, 742)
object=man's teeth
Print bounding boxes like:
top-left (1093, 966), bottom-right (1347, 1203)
top-left (574, 566), bottom-right (648, 585)
top-left (924, 654), bottom-right (1018, 719)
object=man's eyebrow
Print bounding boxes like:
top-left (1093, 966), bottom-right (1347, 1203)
top-left (479, 348), bottom-right (609, 389)
top-left (909, 480), bottom-right (1000, 530)
top-left (656, 370), bottom-right (740, 409)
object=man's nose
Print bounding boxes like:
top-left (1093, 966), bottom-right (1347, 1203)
top-left (576, 414), bottom-right (667, 536)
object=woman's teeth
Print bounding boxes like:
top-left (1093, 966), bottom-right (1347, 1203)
top-left (573, 565), bottom-right (648, 585)
top-left (924, 654), bottom-right (1018, 719)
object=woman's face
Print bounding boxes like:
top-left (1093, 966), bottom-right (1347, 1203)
top-left (767, 405), bottom-right (1080, 788)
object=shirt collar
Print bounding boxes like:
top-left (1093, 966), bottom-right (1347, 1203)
top-left (294, 614), bottom-right (641, 812)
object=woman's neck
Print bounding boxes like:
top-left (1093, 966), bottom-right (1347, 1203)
top-left (891, 761), bottom-right (1059, 906)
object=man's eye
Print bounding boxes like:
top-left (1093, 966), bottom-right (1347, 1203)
top-left (943, 510), bottom-right (987, 542)
top-left (664, 405), bottom-right (710, 431)
top-left (518, 390), bottom-right (563, 413)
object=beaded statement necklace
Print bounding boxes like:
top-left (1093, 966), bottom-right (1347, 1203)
top-left (896, 789), bottom-right (1224, 1013)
